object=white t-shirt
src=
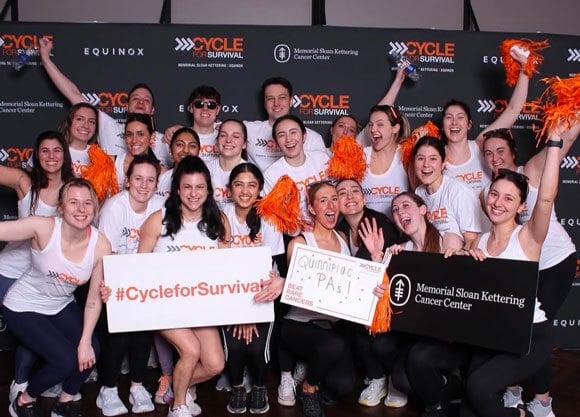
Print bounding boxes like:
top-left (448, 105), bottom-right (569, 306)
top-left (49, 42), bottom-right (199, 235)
top-left (415, 175), bottom-right (487, 239)
top-left (156, 169), bottom-right (172, 198)
top-left (244, 119), bottom-right (327, 172)
top-left (360, 146), bottom-right (409, 219)
top-left (263, 151), bottom-right (329, 220)
top-left (98, 190), bottom-right (165, 254)
top-left (206, 157), bottom-right (246, 211)
top-left (444, 141), bottom-right (492, 195)
top-left (198, 129), bottom-right (220, 164)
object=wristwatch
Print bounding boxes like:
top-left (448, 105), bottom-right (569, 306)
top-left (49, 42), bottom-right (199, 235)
top-left (546, 140), bottom-right (563, 148)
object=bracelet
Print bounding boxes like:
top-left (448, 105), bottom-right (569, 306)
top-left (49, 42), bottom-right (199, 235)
top-left (546, 139), bottom-right (563, 148)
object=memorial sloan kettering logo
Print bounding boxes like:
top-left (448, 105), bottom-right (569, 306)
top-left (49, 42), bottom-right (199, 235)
top-left (273, 43), bottom-right (359, 64)
top-left (389, 273), bottom-right (412, 307)
top-left (175, 36), bottom-right (244, 59)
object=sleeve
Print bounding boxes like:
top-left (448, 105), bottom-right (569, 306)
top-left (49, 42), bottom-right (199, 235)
top-left (261, 221), bottom-right (284, 256)
top-left (452, 183), bottom-right (486, 234)
top-left (304, 128), bottom-right (328, 154)
top-left (98, 198), bottom-right (123, 253)
top-left (98, 110), bottom-right (126, 157)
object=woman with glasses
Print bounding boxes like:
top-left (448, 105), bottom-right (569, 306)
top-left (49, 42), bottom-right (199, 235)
top-left (441, 48), bottom-right (530, 194)
top-left (460, 122), bottom-right (572, 417)
top-left (480, 124), bottom-right (579, 416)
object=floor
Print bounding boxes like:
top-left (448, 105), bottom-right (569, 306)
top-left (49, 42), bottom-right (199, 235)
top-left (0, 349), bottom-right (578, 417)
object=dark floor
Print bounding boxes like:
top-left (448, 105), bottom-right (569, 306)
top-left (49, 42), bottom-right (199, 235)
top-left (0, 349), bottom-right (578, 417)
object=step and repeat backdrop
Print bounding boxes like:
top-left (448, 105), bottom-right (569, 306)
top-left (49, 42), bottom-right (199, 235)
top-left (0, 22), bottom-right (579, 347)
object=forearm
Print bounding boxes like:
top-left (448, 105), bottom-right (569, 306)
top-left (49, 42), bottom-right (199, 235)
top-left (41, 49), bottom-right (86, 105)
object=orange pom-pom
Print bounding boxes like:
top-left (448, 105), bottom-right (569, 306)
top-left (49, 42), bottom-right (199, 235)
top-left (400, 121), bottom-right (440, 168)
top-left (80, 144), bottom-right (119, 201)
top-left (500, 39), bottom-right (549, 87)
top-left (256, 175), bottom-right (301, 234)
top-left (327, 135), bottom-right (367, 182)
top-left (369, 271), bottom-right (391, 334)
top-left (530, 74), bottom-right (580, 144)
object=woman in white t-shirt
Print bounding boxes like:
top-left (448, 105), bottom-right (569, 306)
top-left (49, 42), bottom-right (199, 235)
top-left (138, 155), bottom-right (231, 417)
top-left (2, 178), bottom-right (111, 417)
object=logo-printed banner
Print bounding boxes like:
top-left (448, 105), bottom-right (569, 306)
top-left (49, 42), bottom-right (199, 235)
top-left (387, 251), bottom-right (538, 354)
top-left (103, 246), bottom-right (274, 332)
top-left (282, 243), bottom-right (384, 325)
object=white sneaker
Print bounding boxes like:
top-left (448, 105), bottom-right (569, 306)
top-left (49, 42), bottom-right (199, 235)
top-left (96, 386), bottom-right (129, 416)
top-left (293, 362), bottom-right (308, 386)
top-left (188, 385), bottom-right (197, 401)
top-left (167, 404), bottom-right (192, 417)
top-left (526, 397), bottom-right (556, 417)
top-left (358, 376), bottom-right (386, 406)
top-left (277, 374), bottom-right (296, 406)
top-left (129, 385), bottom-right (155, 414)
top-left (185, 389), bottom-right (202, 416)
top-left (503, 386), bottom-right (524, 408)
top-left (215, 372), bottom-right (232, 392)
top-left (384, 376), bottom-right (408, 408)
top-left (40, 383), bottom-right (82, 401)
top-left (9, 380), bottom-right (28, 404)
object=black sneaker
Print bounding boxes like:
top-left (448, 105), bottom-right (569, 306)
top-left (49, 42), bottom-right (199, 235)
top-left (298, 389), bottom-right (325, 417)
top-left (250, 386), bottom-right (270, 414)
top-left (227, 386), bottom-right (247, 414)
top-left (51, 400), bottom-right (85, 417)
top-left (9, 393), bottom-right (40, 417)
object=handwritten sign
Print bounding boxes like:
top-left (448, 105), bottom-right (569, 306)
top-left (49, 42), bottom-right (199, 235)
top-left (103, 247), bottom-right (274, 332)
top-left (281, 243), bottom-right (385, 325)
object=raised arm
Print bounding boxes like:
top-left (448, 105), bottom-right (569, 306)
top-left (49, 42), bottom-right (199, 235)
top-left (0, 165), bottom-right (32, 200)
top-left (378, 67), bottom-right (406, 106)
top-left (476, 48), bottom-right (530, 147)
top-left (39, 38), bottom-right (87, 105)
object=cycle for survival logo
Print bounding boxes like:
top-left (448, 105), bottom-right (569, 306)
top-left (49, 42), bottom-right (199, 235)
top-left (388, 40), bottom-right (456, 74)
top-left (175, 35), bottom-right (244, 69)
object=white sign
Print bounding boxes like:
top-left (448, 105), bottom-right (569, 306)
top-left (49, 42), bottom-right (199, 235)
top-left (281, 243), bottom-right (385, 325)
top-left (103, 247), bottom-right (274, 332)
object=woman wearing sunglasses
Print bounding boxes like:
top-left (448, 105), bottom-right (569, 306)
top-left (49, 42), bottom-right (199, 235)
top-left (460, 122), bottom-right (574, 417)
top-left (479, 124), bottom-right (579, 416)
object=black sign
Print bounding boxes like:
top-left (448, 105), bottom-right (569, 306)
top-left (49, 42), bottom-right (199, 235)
top-left (388, 251), bottom-right (538, 354)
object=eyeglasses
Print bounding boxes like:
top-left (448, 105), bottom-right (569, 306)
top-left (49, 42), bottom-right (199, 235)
top-left (192, 100), bottom-right (218, 110)
top-left (483, 128), bottom-right (513, 141)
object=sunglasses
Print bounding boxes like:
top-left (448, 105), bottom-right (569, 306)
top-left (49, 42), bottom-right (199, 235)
top-left (483, 128), bottom-right (513, 141)
top-left (192, 100), bottom-right (218, 110)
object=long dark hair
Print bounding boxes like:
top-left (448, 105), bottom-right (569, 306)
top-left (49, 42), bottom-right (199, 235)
top-left (228, 163), bottom-right (264, 242)
top-left (392, 192), bottom-right (442, 253)
top-left (163, 156), bottom-right (225, 241)
top-left (30, 131), bottom-right (75, 215)
top-left (125, 113), bottom-right (158, 160)
top-left (59, 102), bottom-right (99, 145)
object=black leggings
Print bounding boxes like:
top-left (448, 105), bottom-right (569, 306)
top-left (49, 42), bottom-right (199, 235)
top-left (407, 339), bottom-right (471, 408)
top-left (99, 309), bottom-right (152, 387)
top-left (222, 322), bottom-right (273, 387)
top-left (280, 319), bottom-right (355, 398)
top-left (460, 322), bottom-right (552, 417)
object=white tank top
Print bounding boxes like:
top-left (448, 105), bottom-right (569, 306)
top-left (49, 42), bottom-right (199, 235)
top-left (3, 217), bottom-right (99, 314)
top-left (285, 231), bottom-right (350, 323)
top-left (0, 189), bottom-right (57, 279)
top-left (478, 226), bottom-right (546, 323)
top-left (444, 141), bottom-right (492, 194)
top-left (154, 208), bottom-right (219, 252)
top-left (361, 146), bottom-right (409, 219)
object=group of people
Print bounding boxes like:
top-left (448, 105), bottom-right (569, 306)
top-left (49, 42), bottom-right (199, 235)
top-left (0, 37), bottom-right (577, 417)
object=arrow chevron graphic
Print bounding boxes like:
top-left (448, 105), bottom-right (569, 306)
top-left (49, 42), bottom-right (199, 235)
top-left (82, 93), bottom-right (101, 106)
top-left (175, 37), bottom-right (195, 51)
top-left (292, 94), bottom-right (301, 108)
top-left (560, 156), bottom-right (579, 169)
top-left (0, 148), bottom-right (8, 162)
top-left (567, 48), bottom-right (580, 62)
top-left (477, 99), bottom-right (496, 113)
top-left (388, 41), bottom-right (408, 55)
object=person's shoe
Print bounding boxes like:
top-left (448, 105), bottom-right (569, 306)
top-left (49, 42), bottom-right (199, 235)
top-left (293, 362), bottom-right (308, 386)
top-left (96, 386), bottom-right (129, 416)
top-left (358, 376), bottom-right (386, 407)
top-left (155, 374), bottom-right (174, 405)
top-left (277, 374), bottom-right (296, 406)
top-left (185, 389), bottom-right (202, 416)
top-left (250, 386), bottom-right (269, 414)
top-left (298, 389), bottom-right (325, 417)
top-left (167, 405), bottom-right (192, 417)
top-left (41, 384), bottom-right (82, 402)
top-left (9, 381), bottom-right (28, 404)
top-left (9, 393), bottom-right (40, 417)
top-left (51, 400), bottom-right (85, 417)
top-left (384, 376), bottom-right (408, 408)
top-left (503, 386), bottom-right (524, 408)
top-left (188, 385), bottom-right (197, 401)
top-left (216, 372), bottom-right (232, 392)
top-left (227, 386), bottom-right (247, 414)
top-left (129, 385), bottom-right (155, 414)
top-left (526, 397), bottom-right (556, 417)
